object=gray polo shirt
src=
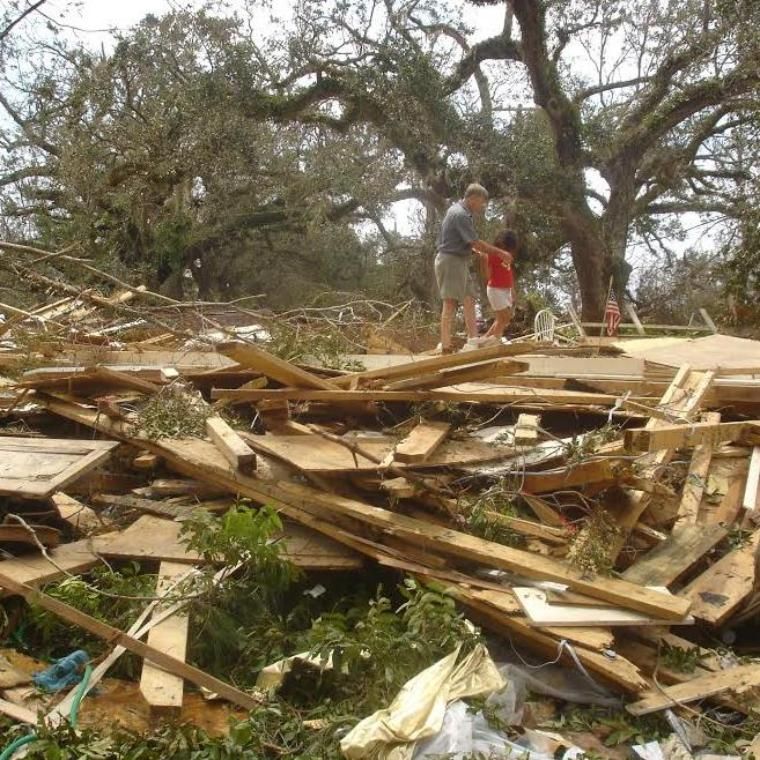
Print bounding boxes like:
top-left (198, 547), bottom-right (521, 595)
top-left (437, 200), bottom-right (477, 257)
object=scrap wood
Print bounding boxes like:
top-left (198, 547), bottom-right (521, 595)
top-left (217, 341), bottom-right (338, 390)
top-left (0, 568), bottom-right (262, 710)
top-left (627, 662), bottom-right (760, 716)
top-left (381, 359), bottom-right (528, 391)
top-left (512, 586), bottom-right (693, 627)
top-left (132, 478), bottom-right (227, 500)
top-left (681, 529), bottom-right (760, 626)
top-left (520, 493), bottom-right (568, 528)
top-left (607, 367), bottom-right (715, 560)
top-left (673, 412), bottom-right (722, 527)
top-left (625, 420), bottom-right (759, 453)
top-left (461, 596), bottom-right (648, 694)
top-left (393, 421), bottom-right (451, 464)
top-left (92, 493), bottom-right (207, 521)
top-left (331, 341), bottom-right (539, 388)
top-left (0, 522), bottom-right (61, 548)
top-left (698, 456), bottom-right (749, 526)
top-left (621, 524), bottom-right (728, 588)
top-left (0, 436), bottom-right (119, 498)
top-left (50, 491), bottom-right (105, 532)
top-left (139, 561), bottom-right (191, 715)
top-left (743, 446), bottom-right (760, 511)
top-left (514, 414), bottom-right (541, 447)
top-left (210, 384), bottom-right (638, 411)
top-left (132, 452), bottom-right (160, 471)
top-left (205, 416), bottom-right (256, 473)
top-left (520, 457), bottom-right (630, 494)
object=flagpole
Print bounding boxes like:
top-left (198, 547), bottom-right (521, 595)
top-left (595, 275), bottom-right (614, 356)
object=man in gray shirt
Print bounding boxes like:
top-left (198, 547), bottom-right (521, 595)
top-left (435, 184), bottom-right (511, 353)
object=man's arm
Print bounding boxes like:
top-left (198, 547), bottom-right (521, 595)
top-left (479, 252), bottom-right (489, 284)
top-left (471, 240), bottom-right (512, 264)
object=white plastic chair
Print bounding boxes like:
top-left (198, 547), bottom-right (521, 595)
top-left (533, 309), bottom-right (556, 343)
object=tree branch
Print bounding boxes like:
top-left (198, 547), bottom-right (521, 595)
top-left (0, 0), bottom-right (48, 43)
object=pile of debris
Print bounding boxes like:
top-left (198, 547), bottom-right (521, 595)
top-left (1, 286), bottom-right (760, 758)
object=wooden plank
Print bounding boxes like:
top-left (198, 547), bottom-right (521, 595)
top-left (512, 586), bottom-right (693, 627)
top-left (0, 535), bottom-right (115, 596)
top-left (743, 447), bottom-right (760, 511)
top-left (132, 452), bottom-right (160, 471)
top-left (521, 458), bottom-right (628, 494)
top-left (608, 367), bottom-right (714, 560)
top-left (394, 421), bottom-right (450, 463)
top-left (0, 524), bottom-right (60, 547)
top-left (0, 696), bottom-right (36, 724)
top-left (674, 412), bottom-right (721, 527)
top-left (0, 569), bottom-right (261, 711)
top-left (132, 479), bottom-right (227, 500)
top-left (681, 529), bottom-right (760, 626)
top-left (212, 385), bottom-right (633, 409)
top-left (331, 342), bottom-right (538, 389)
top-left (206, 416), bottom-right (256, 473)
top-left (217, 341), bottom-right (338, 390)
top-left (88, 365), bottom-right (162, 395)
top-left (699, 308), bottom-right (718, 334)
top-left (383, 360), bottom-right (527, 391)
top-left (242, 433), bottom-right (508, 473)
top-left (622, 524), bottom-right (727, 587)
top-left (37, 396), bottom-right (692, 620)
top-left (514, 414), bottom-right (541, 447)
top-left (95, 514), bottom-right (363, 570)
top-left (625, 421), bottom-right (752, 453)
top-left (566, 304), bottom-right (587, 338)
top-left (0, 437), bottom-right (118, 498)
top-left (627, 662), bottom-right (760, 716)
top-left (626, 303), bottom-right (646, 335)
top-left (51, 492), bottom-right (101, 532)
top-left (139, 562), bottom-right (190, 715)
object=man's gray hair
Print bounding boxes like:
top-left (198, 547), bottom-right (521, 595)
top-left (464, 183), bottom-right (489, 200)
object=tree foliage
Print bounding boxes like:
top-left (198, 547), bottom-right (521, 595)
top-left (0, 0), bottom-right (758, 316)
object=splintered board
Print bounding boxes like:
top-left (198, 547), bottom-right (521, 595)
top-left (513, 587), bottom-right (694, 627)
top-left (394, 421), bottom-right (451, 463)
top-left (243, 434), bottom-right (509, 473)
top-left (96, 515), bottom-right (363, 571)
top-left (0, 437), bottom-right (118, 497)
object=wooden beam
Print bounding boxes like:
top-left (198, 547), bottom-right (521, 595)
top-left (621, 524), bottom-right (727, 587)
top-left (625, 303), bottom-right (646, 335)
top-left (331, 342), bottom-right (538, 388)
top-left (743, 447), bottom-right (760, 511)
top-left (383, 360), bottom-right (527, 391)
top-left (514, 414), bottom-right (541, 447)
top-left (626, 420), bottom-right (752, 453)
top-left (88, 365), bottom-right (162, 395)
top-left (681, 529), bottom-right (760, 626)
top-left (394, 421), bottom-right (451, 463)
top-left (217, 341), bottom-right (338, 390)
top-left (36, 396), bottom-right (691, 620)
top-left (566, 304), bottom-right (587, 338)
top-left (206, 416), bottom-right (256, 473)
top-left (699, 308), bottom-right (719, 334)
top-left (211, 385), bottom-right (632, 410)
top-left (132, 452), bottom-right (160, 471)
top-left (521, 457), bottom-right (628, 494)
top-left (139, 562), bottom-right (191, 715)
top-left (0, 569), bottom-right (262, 711)
top-left (674, 412), bottom-right (721, 527)
top-left (51, 492), bottom-right (101, 533)
top-left (627, 662), bottom-right (760, 716)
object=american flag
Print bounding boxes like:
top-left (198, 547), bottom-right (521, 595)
top-left (604, 290), bottom-right (622, 336)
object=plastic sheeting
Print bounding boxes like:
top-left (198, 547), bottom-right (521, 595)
top-left (340, 644), bottom-right (504, 760)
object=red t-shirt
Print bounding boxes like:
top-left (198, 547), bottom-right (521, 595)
top-left (487, 252), bottom-right (514, 288)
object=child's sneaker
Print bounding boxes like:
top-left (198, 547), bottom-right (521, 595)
top-left (462, 338), bottom-right (483, 351)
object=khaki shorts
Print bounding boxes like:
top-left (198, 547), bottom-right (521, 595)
top-left (435, 253), bottom-right (478, 302)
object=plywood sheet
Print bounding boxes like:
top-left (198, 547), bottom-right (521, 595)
top-left (619, 334), bottom-right (760, 371)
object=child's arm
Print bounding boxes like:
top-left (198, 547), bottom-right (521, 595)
top-left (472, 241), bottom-right (513, 264)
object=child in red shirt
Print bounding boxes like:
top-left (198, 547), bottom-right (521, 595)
top-left (480, 229), bottom-right (517, 341)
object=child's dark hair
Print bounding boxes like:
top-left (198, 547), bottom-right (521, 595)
top-left (493, 229), bottom-right (518, 252)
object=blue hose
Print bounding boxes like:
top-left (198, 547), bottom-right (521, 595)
top-left (0, 663), bottom-right (92, 759)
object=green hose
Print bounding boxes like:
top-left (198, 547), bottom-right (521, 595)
top-left (0, 663), bottom-right (93, 760)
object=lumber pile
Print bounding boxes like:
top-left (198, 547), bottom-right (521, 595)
top-left (1, 297), bottom-right (760, 750)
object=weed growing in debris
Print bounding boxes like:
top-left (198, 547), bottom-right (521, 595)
top-left (15, 562), bottom-right (156, 679)
top-left (660, 642), bottom-right (705, 673)
top-left (565, 424), bottom-right (621, 464)
top-left (567, 507), bottom-right (621, 577)
top-left (268, 322), bottom-right (364, 371)
top-left (550, 704), bottom-right (670, 748)
top-left (134, 382), bottom-right (211, 439)
top-left (460, 482), bottom-right (525, 547)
